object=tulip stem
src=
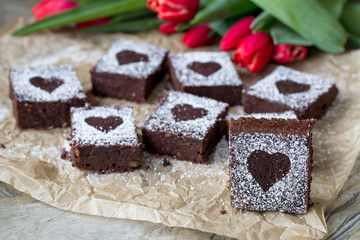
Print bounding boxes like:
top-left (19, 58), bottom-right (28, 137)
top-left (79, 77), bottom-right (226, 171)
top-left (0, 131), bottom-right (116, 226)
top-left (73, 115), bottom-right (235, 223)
top-left (82, 18), bottom-right (162, 33)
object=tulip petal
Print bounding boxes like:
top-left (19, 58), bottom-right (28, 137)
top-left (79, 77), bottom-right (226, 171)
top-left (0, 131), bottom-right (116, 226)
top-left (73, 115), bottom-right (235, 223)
top-left (32, 0), bottom-right (78, 21)
top-left (272, 44), bottom-right (307, 64)
top-left (232, 32), bottom-right (273, 74)
top-left (220, 16), bottom-right (254, 51)
top-left (75, 17), bottom-right (110, 29)
top-left (247, 43), bottom-right (273, 74)
top-left (182, 25), bottom-right (217, 48)
top-left (159, 22), bottom-right (180, 34)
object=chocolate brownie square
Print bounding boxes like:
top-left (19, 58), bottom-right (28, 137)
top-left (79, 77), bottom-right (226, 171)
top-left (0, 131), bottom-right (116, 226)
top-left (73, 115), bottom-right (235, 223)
top-left (168, 52), bottom-right (242, 105)
top-left (69, 106), bottom-right (141, 173)
top-left (91, 38), bottom-right (169, 102)
top-left (243, 66), bottom-right (338, 119)
top-left (9, 65), bottom-right (86, 129)
top-left (229, 117), bottom-right (315, 214)
top-left (142, 91), bottom-right (229, 163)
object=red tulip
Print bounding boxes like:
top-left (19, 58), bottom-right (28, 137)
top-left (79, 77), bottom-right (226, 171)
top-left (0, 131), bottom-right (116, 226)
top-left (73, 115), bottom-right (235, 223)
top-left (220, 16), bottom-right (254, 51)
top-left (182, 25), bottom-right (217, 48)
top-left (159, 22), bottom-right (180, 34)
top-left (147, 0), bottom-right (199, 22)
top-left (75, 18), bottom-right (111, 29)
top-left (233, 32), bottom-right (274, 74)
top-left (272, 44), bottom-right (308, 64)
top-left (32, 0), bottom-right (78, 21)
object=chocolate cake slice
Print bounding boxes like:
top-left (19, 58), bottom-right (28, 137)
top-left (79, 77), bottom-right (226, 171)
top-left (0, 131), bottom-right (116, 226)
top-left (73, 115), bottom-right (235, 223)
top-left (142, 91), bottom-right (229, 163)
top-left (228, 117), bottom-right (315, 214)
top-left (91, 38), bottom-right (169, 102)
top-left (243, 66), bottom-right (338, 119)
top-left (9, 65), bottom-right (86, 129)
top-left (168, 52), bottom-right (242, 105)
top-left (69, 106), bottom-right (141, 173)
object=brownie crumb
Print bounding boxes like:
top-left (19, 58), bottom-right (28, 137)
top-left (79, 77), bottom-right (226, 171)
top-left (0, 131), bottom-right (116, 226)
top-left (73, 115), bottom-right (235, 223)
top-left (163, 158), bottom-right (171, 166)
top-left (144, 163), bottom-right (151, 169)
top-left (220, 210), bottom-right (227, 215)
top-left (0, 143), bottom-right (6, 149)
top-left (60, 148), bottom-right (68, 160)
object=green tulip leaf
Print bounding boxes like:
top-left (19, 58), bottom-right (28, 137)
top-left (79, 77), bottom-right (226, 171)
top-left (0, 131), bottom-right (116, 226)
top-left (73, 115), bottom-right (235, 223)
top-left (13, 0), bottom-right (147, 35)
top-left (250, 0), bottom-right (347, 53)
top-left (209, 20), bottom-right (232, 36)
top-left (191, 0), bottom-right (258, 25)
top-left (251, 11), bottom-right (275, 32)
top-left (270, 23), bottom-right (312, 46)
top-left (348, 33), bottom-right (360, 48)
top-left (318, 0), bottom-right (347, 18)
top-left (110, 9), bottom-right (155, 24)
top-left (340, 2), bottom-right (360, 36)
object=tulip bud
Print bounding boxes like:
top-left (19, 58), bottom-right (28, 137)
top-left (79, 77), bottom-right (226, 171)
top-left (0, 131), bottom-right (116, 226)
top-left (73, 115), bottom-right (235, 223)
top-left (159, 22), bottom-right (180, 34)
top-left (272, 44), bottom-right (308, 64)
top-left (32, 0), bottom-right (78, 21)
top-left (182, 25), bottom-right (217, 48)
top-left (147, 0), bottom-right (199, 22)
top-left (233, 32), bottom-right (273, 74)
top-left (75, 18), bottom-right (110, 29)
top-left (220, 16), bottom-right (254, 51)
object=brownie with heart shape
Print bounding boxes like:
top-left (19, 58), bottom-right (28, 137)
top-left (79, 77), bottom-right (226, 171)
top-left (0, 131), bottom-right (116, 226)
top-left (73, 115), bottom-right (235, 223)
top-left (68, 106), bottom-right (141, 173)
top-left (243, 66), bottom-right (338, 119)
top-left (142, 91), bottom-right (229, 163)
top-left (228, 117), bottom-right (316, 214)
top-left (168, 52), bottom-right (242, 106)
top-left (9, 65), bottom-right (87, 129)
top-left (91, 38), bottom-right (169, 102)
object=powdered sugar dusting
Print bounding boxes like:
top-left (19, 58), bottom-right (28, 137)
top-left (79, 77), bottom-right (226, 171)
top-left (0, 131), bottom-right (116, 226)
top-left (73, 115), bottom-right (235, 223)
top-left (71, 106), bottom-right (138, 147)
top-left (229, 132), bottom-right (310, 214)
top-left (247, 66), bottom-right (335, 109)
top-left (95, 38), bottom-right (168, 78)
top-left (10, 65), bottom-right (86, 102)
top-left (143, 91), bottom-right (228, 140)
top-left (169, 52), bottom-right (242, 87)
top-left (228, 111), bottom-right (298, 122)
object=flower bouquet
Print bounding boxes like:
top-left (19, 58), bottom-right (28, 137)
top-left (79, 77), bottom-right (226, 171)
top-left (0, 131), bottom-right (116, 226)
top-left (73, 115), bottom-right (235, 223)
top-left (13, 0), bottom-right (360, 74)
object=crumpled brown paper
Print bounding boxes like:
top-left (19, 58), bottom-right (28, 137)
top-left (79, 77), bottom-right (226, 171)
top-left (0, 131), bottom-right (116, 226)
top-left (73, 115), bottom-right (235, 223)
top-left (1, 19), bottom-right (360, 240)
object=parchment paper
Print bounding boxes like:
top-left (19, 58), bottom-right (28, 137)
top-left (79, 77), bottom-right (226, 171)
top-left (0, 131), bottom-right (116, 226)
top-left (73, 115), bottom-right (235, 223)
top-left (1, 19), bottom-right (360, 240)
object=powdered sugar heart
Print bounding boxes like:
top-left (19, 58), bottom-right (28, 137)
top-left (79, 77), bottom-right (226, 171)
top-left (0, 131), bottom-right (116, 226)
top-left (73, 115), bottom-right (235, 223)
top-left (30, 76), bottom-right (63, 93)
top-left (187, 61), bottom-right (221, 77)
top-left (171, 104), bottom-right (208, 122)
top-left (85, 116), bottom-right (123, 133)
top-left (247, 150), bottom-right (291, 192)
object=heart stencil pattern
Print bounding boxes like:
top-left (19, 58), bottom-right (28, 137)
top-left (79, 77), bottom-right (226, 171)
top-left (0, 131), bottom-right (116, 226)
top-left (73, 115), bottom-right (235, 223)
top-left (30, 77), bottom-right (64, 93)
top-left (247, 150), bottom-right (291, 192)
top-left (187, 61), bottom-right (221, 77)
top-left (276, 80), bottom-right (310, 95)
top-left (116, 50), bottom-right (149, 65)
top-left (171, 104), bottom-right (208, 122)
top-left (85, 116), bottom-right (123, 133)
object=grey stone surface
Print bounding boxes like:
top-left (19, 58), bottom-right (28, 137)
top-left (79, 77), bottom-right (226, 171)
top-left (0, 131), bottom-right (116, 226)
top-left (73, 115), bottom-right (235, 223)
top-left (0, 1), bottom-right (359, 239)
